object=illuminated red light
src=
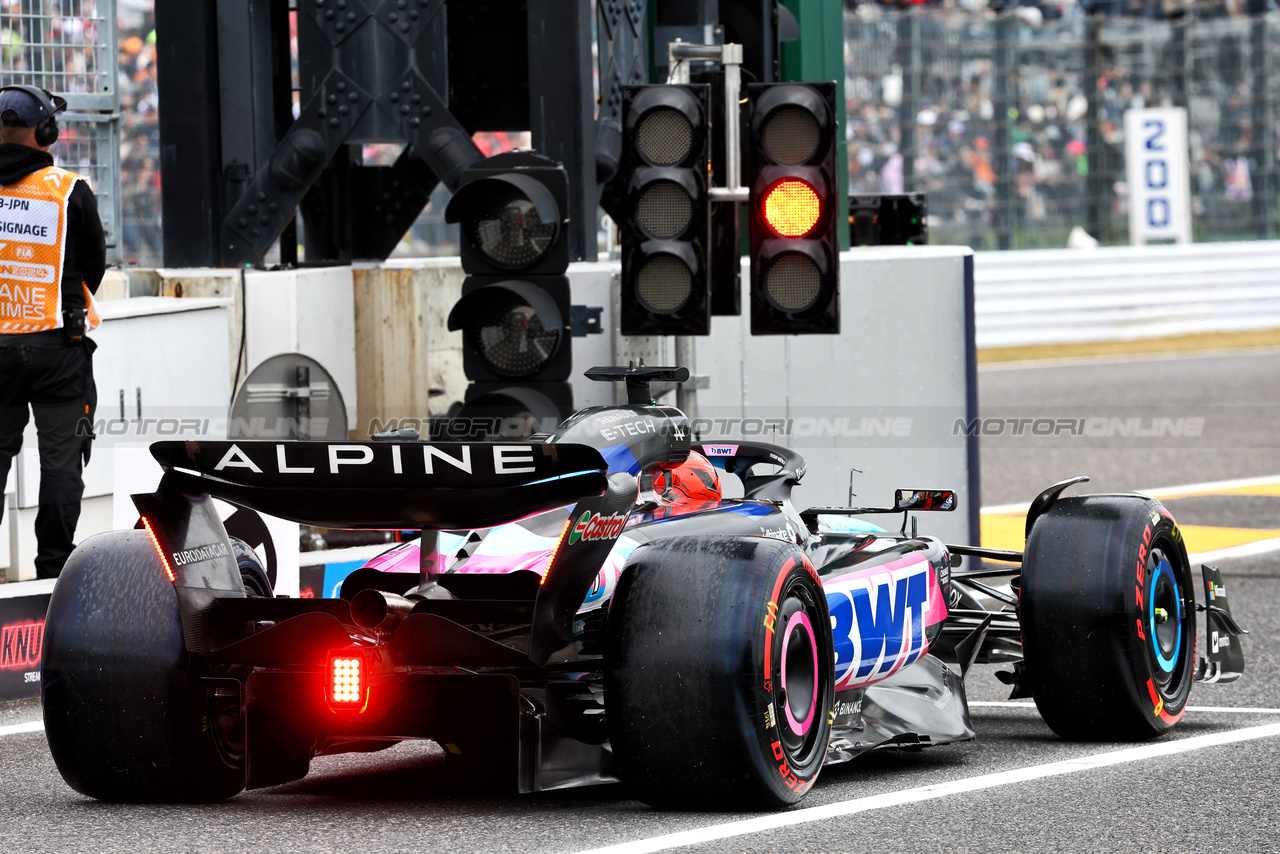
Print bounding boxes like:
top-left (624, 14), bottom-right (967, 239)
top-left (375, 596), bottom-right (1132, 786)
top-left (763, 179), bottom-right (821, 238)
top-left (141, 516), bottom-right (176, 583)
top-left (328, 653), bottom-right (366, 709)
top-left (542, 516), bottom-right (573, 585)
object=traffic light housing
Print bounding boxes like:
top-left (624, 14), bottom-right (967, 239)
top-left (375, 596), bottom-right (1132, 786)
top-left (617, 84), bottom-right (712, 336)
top-left (849, 193), bottom-right (929, 246)
top-left (445, 151), bottom-right (573, 433)
top-left (746, 82), bottom-right (840, 335)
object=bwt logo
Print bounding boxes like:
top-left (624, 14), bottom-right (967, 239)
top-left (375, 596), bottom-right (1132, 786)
top-left (0, 621), bottom-right (44, 670)
top-left (826, 562), bottom-right (930, 689)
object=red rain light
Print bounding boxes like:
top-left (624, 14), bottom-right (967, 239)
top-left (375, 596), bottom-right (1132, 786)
top-left (542, 516), bottom-right (573, 585)
top-left (141, 516), bottom-right (176, 583)
top-left (763, 179), bottom-right (821, 238)
top-left (328, 652), bottom-right (367, 710)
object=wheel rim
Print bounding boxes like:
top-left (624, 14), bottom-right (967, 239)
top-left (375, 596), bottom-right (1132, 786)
top-left (1146, 544), bottom-right (1190, 695)
top-left (780, 609), bottom-right (818, 736)
top-left (772, 579), bottom-right (827, 766)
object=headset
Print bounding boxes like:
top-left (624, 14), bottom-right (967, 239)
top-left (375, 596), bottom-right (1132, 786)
top-left (0, 84), bottom-right (66, 146)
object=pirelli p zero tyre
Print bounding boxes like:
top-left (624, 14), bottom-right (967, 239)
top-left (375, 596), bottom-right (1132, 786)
top-left (606, 537), bottom-right (834, 809)
top-left (41, 531), bottom-right (246, 802)
top-left (231, 536), bottom-right (272, 598)
top-left (1021, 495), bottom-right (1195, 740)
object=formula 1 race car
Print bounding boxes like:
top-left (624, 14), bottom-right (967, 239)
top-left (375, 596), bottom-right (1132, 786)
top-left (40, 364), bottom-right (1248, 807)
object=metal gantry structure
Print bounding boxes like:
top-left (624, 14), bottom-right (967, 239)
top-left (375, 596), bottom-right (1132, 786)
top-left (154, 0), bottom-right (847, 428)
top-left (156, 0), bottom-right (656, 268)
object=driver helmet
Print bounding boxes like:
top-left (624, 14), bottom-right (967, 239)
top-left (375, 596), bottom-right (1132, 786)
top-left (652, 450), bottom-right (721, 507)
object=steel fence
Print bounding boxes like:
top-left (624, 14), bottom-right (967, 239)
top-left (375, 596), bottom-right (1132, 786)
top-left (845, 6), bottom-right (1277, 250)
top-left (0, 0), bottom-right (121, 261)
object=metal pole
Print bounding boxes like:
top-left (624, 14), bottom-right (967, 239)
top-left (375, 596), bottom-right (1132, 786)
top-left (674, 336), bottom-right (697, 420)
top-left (1169, 15), bottom-right (1186, 109)
top-left (1250, 12), bottom-right (1272, 240)
top-left (723, 43), bottom-right (744, 192)
top-left (1085, 12), bottom-right (1106, 244)
top-left (992, 11), bottom-right (1015, 250)
top-left (664, 40), bottom-right (750, 416)
top-left (897, 10), bottom-right (921, 192)
top-left (668, 41), bottom-right (749, 203)
top-left (5, 494), bottom-right (17, 583)
top-left (528, 0), bottom-right (599, 261)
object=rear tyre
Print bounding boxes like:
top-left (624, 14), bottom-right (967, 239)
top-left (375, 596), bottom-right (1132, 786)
top-left (1021, 495), bottom-right (1195, 740)
top-left (41, 531), bottom-right (246, 802)
top-left (606, 537), bottom-right (834, 809)
top-left (231, 536), bottom-right (272, 597)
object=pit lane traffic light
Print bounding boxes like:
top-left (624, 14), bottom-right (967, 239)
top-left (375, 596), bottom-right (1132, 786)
top-left (445, 151), bottom-right (573, 432)
top-left (746, 82), bottom-right (839, 335)
top-left (617, 84), bottom-right (712, 336)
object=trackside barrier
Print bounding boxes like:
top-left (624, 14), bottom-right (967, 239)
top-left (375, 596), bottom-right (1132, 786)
top-left (975, 240), bottom-right (1280, 348)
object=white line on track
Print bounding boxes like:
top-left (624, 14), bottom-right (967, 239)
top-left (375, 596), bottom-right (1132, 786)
top-left (573, 723), bottom-right (1280, 854)
top-left (1189, 535), bottom-right (1280, 565)
top-left (968, 701), bottom-right (1280, 714)
top-left (979, 473), bottom-right (1280, 562)
top-left (0, 721), bottom-right (43, 737)
top-left (982, 473), bottom-right (1280, 516)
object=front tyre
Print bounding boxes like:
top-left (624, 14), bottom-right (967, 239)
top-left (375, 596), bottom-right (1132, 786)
top-left (1021, 495), bottom-right (1195, 740)
top-left (605, 537), bottom-right (834, 809)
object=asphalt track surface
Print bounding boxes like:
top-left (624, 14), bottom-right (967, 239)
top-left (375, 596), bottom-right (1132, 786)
top-left (2, 349), bottom-right (1278, 853)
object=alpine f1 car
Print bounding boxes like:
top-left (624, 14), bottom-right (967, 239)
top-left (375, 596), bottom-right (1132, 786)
top-left (41, 364), bottom-right (1247, 807)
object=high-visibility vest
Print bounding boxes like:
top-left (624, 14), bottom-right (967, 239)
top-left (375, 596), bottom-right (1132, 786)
top-left (0, 164), bottom-right (100, 334)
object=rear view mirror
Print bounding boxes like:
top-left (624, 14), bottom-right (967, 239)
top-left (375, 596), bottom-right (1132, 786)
top-left (894, 489), bottom-right (956, 512)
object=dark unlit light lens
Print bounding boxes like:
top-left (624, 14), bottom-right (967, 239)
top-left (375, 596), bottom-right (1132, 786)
top-left (636, 255), bottom-right (692, 313)
top-left (765, 254), bottom-right (821, 312)
top-left (468, 291), bottom-right (560, 377)
top-left (762, 107), bottom-right (820, 165)
top-left (636, 107), bottom-right (694, 166)
top-left (636, 181), bottom-right (693, 239)
top-left (469, 190), bottom-right (556, 270)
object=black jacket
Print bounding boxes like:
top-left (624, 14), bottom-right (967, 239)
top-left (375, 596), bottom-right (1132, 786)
top-left (0, 143), bottom-right (107, 311)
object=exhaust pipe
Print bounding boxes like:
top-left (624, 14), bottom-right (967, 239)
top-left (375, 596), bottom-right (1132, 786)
top-left (350, 589), bottom-right (415, 631)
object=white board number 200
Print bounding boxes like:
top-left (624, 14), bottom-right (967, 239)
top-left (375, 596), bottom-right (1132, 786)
top-left (1143, 119), bottom-right (1171, 228)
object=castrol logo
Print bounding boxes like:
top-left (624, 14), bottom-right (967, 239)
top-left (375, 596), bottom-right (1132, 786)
top-left (568, 510), bottom-right (627, 544)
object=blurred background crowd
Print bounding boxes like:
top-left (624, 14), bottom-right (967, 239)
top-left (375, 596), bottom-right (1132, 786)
top-left (844, 2), bottom-right (1276, 248)
top-left (4, 0), bottom-right (1277, 262)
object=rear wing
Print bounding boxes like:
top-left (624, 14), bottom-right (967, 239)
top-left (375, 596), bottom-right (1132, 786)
top-left (144, 440), bottom-right (609, 530)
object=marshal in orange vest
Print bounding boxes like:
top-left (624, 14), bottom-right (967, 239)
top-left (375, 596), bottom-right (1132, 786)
top-left (0, 164), bottom-right (100, 333)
